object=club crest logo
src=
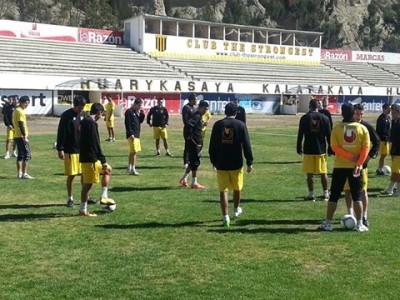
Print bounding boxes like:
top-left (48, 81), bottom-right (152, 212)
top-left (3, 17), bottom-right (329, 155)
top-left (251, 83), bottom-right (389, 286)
top-left (344, 128), bottom-right (357, 143)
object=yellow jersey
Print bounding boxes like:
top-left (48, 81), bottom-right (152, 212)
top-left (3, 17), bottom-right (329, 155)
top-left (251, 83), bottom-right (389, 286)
top-left (12, 107), bottom-right (28, 138)
top-left (202, 111), bottom-right (211, 132)
top-left (105, 101), bottom-right (115, 120)
top-left (331, 121), bottom-right (370, 168)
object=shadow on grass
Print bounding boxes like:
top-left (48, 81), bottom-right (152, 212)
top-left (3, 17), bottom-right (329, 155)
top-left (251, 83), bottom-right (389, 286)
top-left (255, 161), bottom-right (301, 165)
top-left (0, 212), bottom-right (70, 222)
top-left (202, 198), bottom-right (302, 203)
top-left (236, 219), bottom-right (321, 226)
top-left (96, 220), bottom-right (219, 230)
top-left (0, 203), bottom-right (65, 209)
top-left (111, 186), bottom-right (175, 192)
top-left (209, 227), bottom-right (321, 234)
top-left (112, 165), bottom-right (181, 170)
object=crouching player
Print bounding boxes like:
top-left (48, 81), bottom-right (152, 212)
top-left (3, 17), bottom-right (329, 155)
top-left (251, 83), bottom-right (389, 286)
top-left (79, 103), bottom-right (115, 217)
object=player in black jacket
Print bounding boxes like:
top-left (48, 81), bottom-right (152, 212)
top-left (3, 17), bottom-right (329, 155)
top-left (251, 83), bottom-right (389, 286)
top-left (125, 98), bottom-right (145, 175)
top-left (182, 93), bottom-right (197, 167)
top-left (147, 98), bottom-right (172, 156)
top-left (376, 103), bottom-right (391, 175)
top-left (209, 102), bottom-right (253, 228)
top-left (79, 103), bottom-right (114, 217)
top-left (297, 99), bottom-right (332, 201)
top-left (231, 98), bottom-right (246, 124)
top-left (3, 95), bottom-right (18, 159)
top-left (179, 101), bottom-right (209, 189)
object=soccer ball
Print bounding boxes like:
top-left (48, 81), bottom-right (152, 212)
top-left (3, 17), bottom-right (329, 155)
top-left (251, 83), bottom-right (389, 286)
top-left (382, 165), bottom-right (391, 176)
top-left (103, 203), bottom-right (116, 212)
top-left (341, 214), bottom-right (356, 230)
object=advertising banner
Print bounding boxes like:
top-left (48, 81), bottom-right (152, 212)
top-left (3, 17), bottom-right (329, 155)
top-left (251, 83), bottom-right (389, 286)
top-left (0, 90), bottom-right (55, 115)
top-left (0, 20), bottom-right (77, 41)
top-left (321, 49), bottom-right (352, 61)
top-left (78, 28), bottom-right (124, 45)
top-left (145, 34), bottom-right (321, 64)
top-left (101, 92), bottom-right (181, 114)
top-left (339, 95), bottom-right (390, 112)
top-left (181, 93), bottom-right (280, 114)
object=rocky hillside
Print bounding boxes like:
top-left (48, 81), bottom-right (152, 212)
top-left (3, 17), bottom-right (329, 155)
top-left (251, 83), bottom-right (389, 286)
top-left (1, 0), bottom-right (399, 51)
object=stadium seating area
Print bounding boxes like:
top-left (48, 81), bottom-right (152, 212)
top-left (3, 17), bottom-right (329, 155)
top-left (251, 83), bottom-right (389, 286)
top-left (1, 36), bottom-right (400, 88)
top-left (0, 36), bottom-right (186, 79)
top-left (154, 56), bottom-right (367, 86)
top-left (323, 60), bottom-right (400, 87)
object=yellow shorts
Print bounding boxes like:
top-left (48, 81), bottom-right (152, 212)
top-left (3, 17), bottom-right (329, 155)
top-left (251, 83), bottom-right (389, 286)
top-left (392, 156), bottom-right (400, 174)
top-left (379, 142), bottom-right (391, 156)
top-left (106, 118), bottom-right (114, 128)
top-left (64, 153), bottom-right (82, 176)
top-left (153, 127), bottom-right (168, 139)
top-left (81, 161), bottom-right (102, 184)
top-left (217, 168), bottom-right (244, 192)
top-left (128, 137), bottom-right (141, 153)
top-left (344, 168), bottom-right (368, 191)
top-left (201, 128), bottom-right (207, 139)
top-left (7, 127), bottom-right (14, 140)
top-left (302, 154), bottom-right (327, 174)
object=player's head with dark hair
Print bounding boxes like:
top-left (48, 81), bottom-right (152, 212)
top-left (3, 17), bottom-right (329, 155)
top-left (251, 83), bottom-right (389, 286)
top-left (309, 99), bottom-right (318, 111)
top-left (134, 98), bottom-right (143, 105)
top-left (225, 102), bottom-right (238, 117)
top-left (157, 98), bottom-right (164, 105)
top-left (73, 95), bottom-right (87, 107)
top-left (90, 103), bottom-right (104, 115)
top-left (188, 93), bottom-right (197, 105)
top-left (18, 96), bottom-right (30, 108)
top-left (341, 102), bottom-right (355, 122)
top-left (383, 103), bottom-right (390, 110)
top-left (383, 103), bottom-right (391, 114)
top-left (391, 104), bottom-right (400, 120)
top-left (198, 100), bottom-right (209, 109)
top-left (353, 103), bottom-right (364, 111)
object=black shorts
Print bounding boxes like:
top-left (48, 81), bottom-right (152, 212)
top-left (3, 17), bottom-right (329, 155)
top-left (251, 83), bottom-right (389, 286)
top-left (329, 168), bottom-right (363, 203)
top-left (14, 137), bottom-right (31, 161)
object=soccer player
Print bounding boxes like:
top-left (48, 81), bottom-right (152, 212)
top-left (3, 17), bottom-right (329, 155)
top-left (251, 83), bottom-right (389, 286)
top-left (376, 103), bottom-right (391, 175)
top-left (179, 101), bottom-right (209, 189)
top-left (209, 102), bottom-right (253, 228)
top-left (318, 96), bottom-right (333, 129)
top-left (147, 97), bottom-right (172, 156)
top-left (344, 104), bottom-right (380, 227)
top-left (381, 104), bottom-right (400, 197)
top-left (231, 98), bottom-right (246, 124)
top-left (79, 103), bottom-right (115, 217)
top-left (182, 93), bottom-right (197, 167)
top-left (297, 99), bottom-right (332, 201)
top-left (319, 103), bottom-right (370, 232)
top-left (125, 98), bottom-right (145, 175)
top-left (200, 103), bottom-right (212, 154)
top-left (13, 96), bottom-right (34, 179)
top-left (57, 96), bottom-right (98, 208)
top-left (3, 95), bottom-right (18, 159)
top-left (104, 95), bottom-right (116, 142)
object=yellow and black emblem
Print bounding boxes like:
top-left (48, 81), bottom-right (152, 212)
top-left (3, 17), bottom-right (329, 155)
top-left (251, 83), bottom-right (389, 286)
top-left (156, 34), bottom-right (167, 52)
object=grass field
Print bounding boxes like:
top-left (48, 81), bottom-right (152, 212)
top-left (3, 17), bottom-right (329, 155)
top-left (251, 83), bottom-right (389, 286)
top-left (0, 113), bottom-right (399, 299)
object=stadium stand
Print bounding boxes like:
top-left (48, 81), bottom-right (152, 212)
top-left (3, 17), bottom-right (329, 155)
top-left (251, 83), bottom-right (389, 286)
top-left (323, 60), bottom-right (400, 87)
top-left (154, 56), bottom-right (367, 86)
top-left (0, 36), bottom-right (186, 79)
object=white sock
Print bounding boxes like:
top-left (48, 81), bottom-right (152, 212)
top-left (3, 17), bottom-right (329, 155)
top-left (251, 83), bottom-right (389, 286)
top-left (101, 187), bottom-right (108, 199)
top-left (80, 202), bottom-right (87, 212)
top-left (308, 190), bottom-right (314, 198)
top-left (363, 211), bottom-right (368, 219)
top-left (323, 190), bottom-right (329, 197)
top-left (181, 173), bottom-right (189, 180)
top-left (387, 181), bottom-right (396, 192)
top-left (128, 164), bottom-right (133, 171)
top-left (223, 215), bottom-right (230, 221)
top-left (192, 177), bottom-right (198, 185)
top-left (357, 220), bottom-right (363, 226)
top-left (68, 196), bottom-right (74, 201)
top-left (348, 208), bottom-right (354, 216)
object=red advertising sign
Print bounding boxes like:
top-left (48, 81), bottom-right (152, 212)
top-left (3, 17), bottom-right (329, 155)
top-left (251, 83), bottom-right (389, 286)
top-left (79, 28), bottom-right (124, 45)
top-left (101, 92), bottom-right (181, 115)
top-left (321, 49), bottom-right (352, 61)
